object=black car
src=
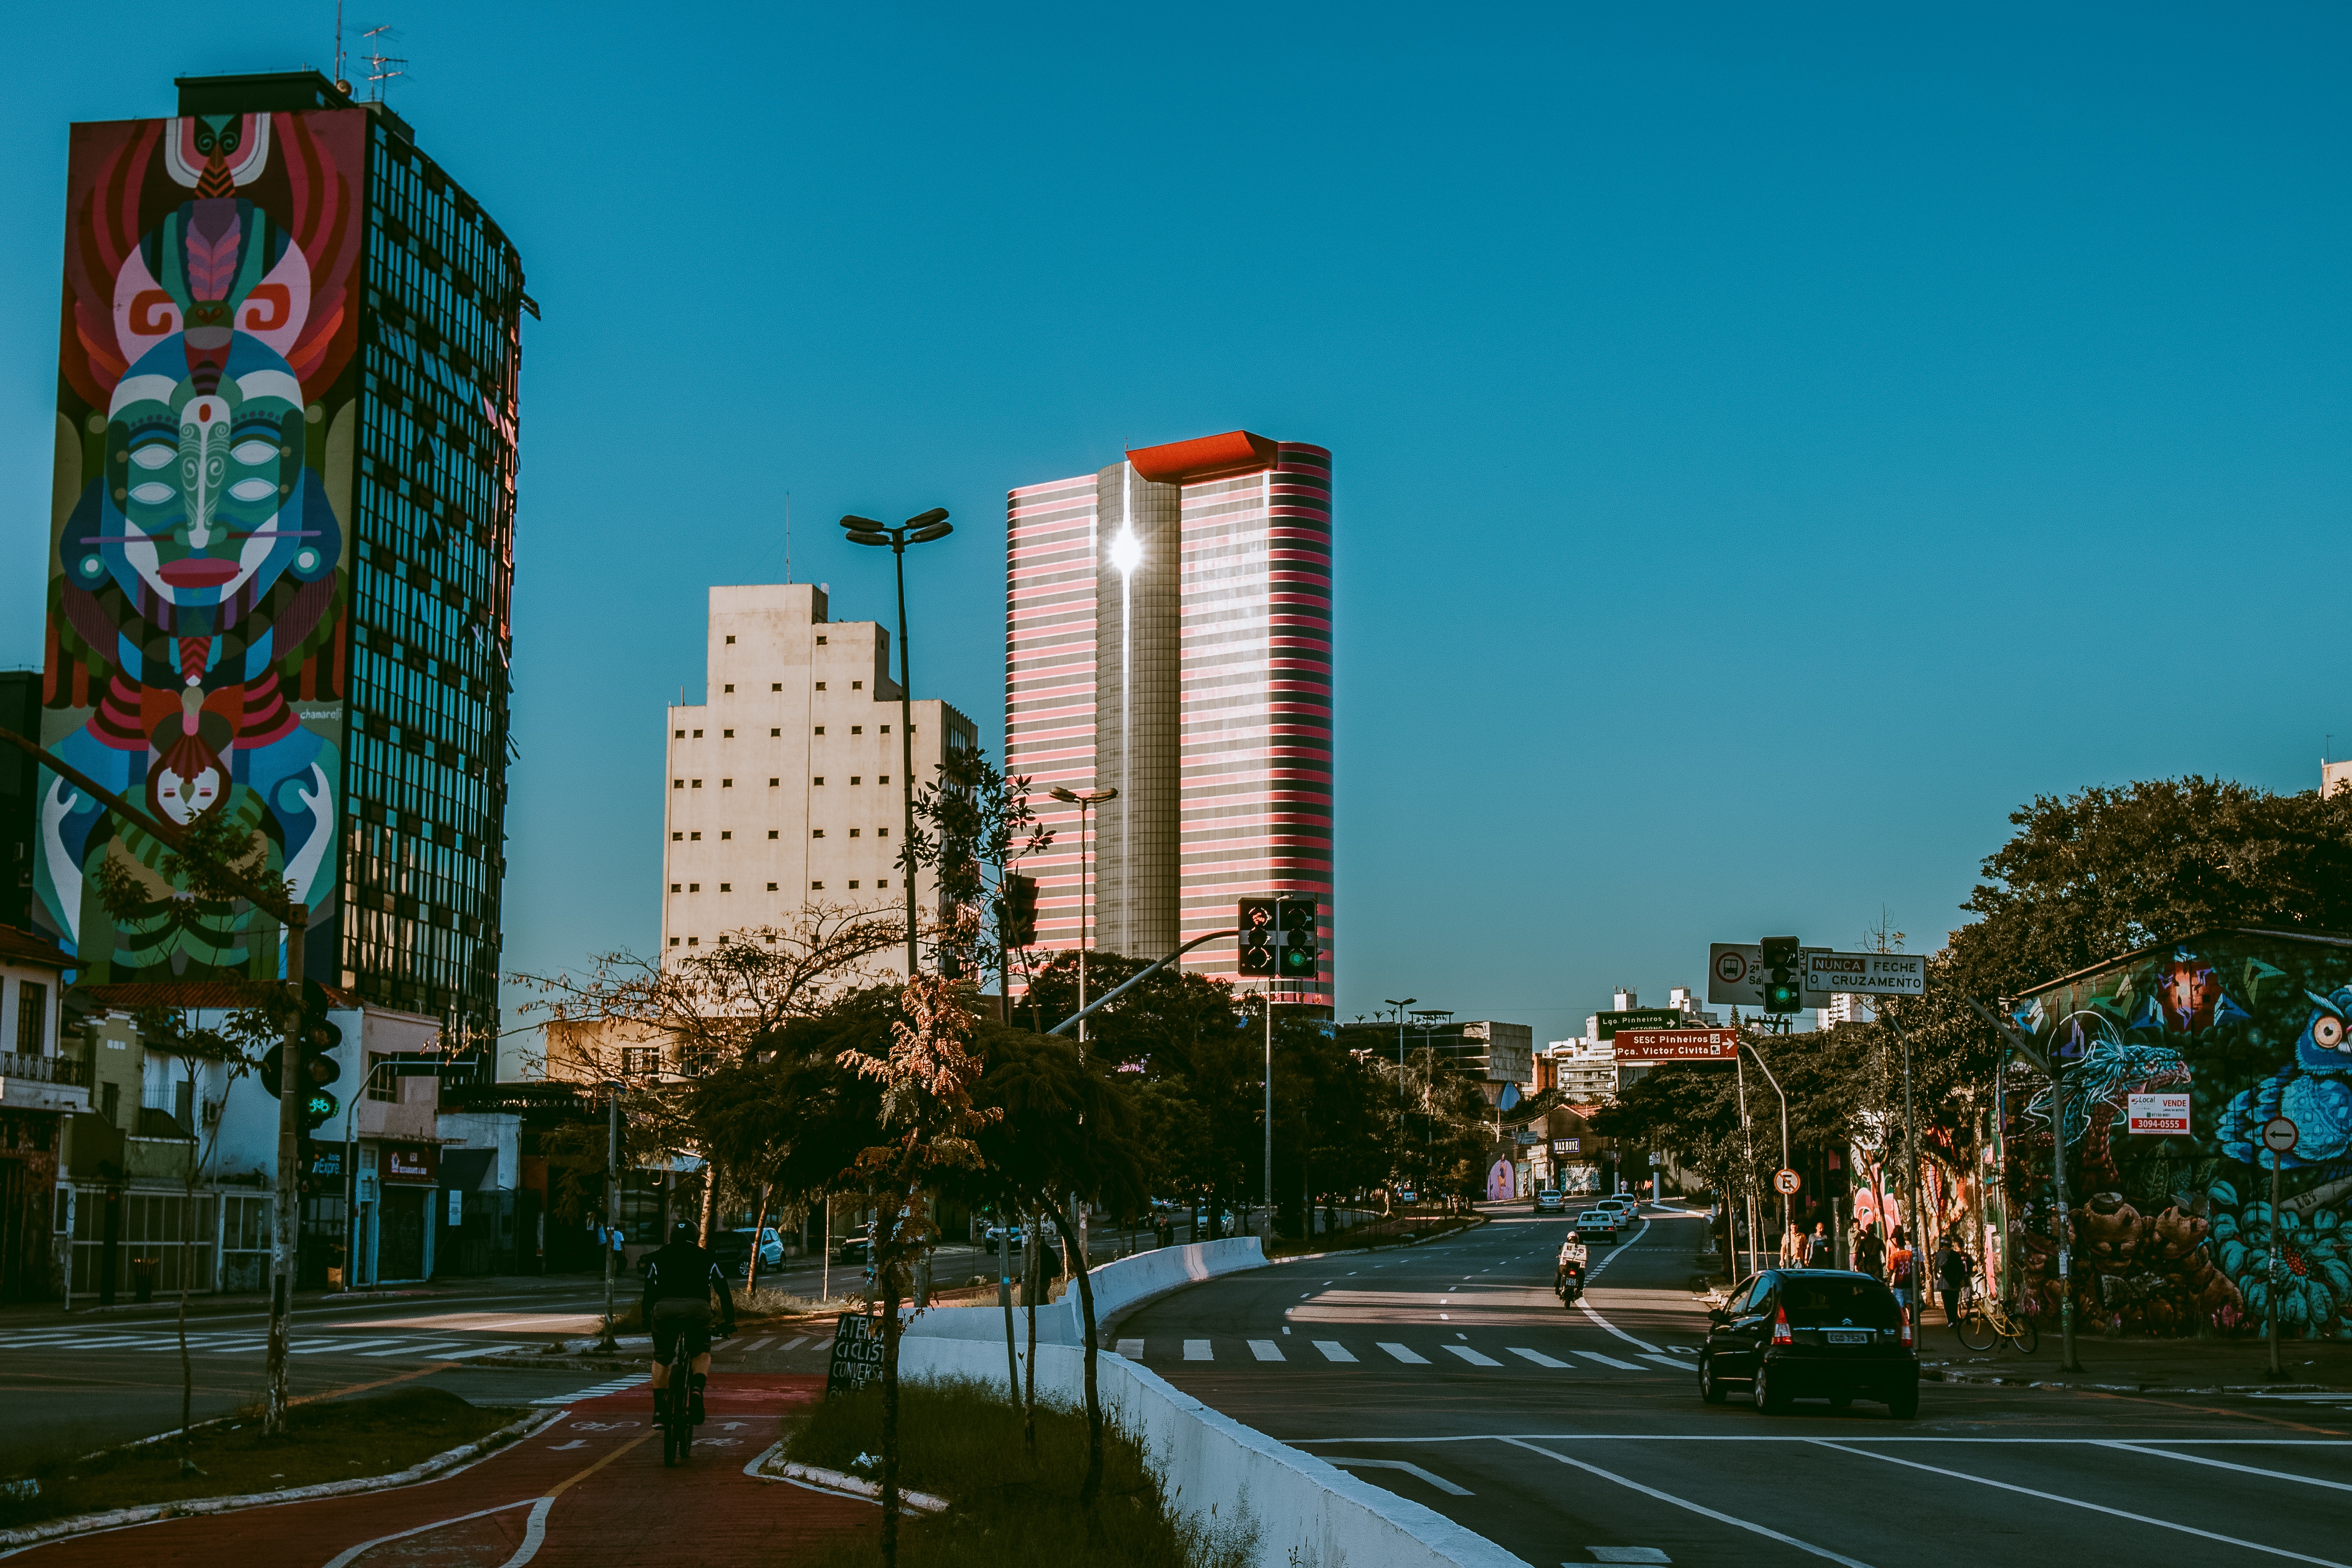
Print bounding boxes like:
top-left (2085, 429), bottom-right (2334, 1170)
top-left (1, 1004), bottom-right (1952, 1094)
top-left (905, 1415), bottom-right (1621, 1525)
top-left (1698, 1268), bottom-right (1918, 1418)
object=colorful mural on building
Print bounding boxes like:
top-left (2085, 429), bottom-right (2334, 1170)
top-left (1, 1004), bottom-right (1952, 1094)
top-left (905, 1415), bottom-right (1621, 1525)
top-left (38, 109), bottom-right (362, 982)
top-left (2009, 930), bottom-right (2352, 1338)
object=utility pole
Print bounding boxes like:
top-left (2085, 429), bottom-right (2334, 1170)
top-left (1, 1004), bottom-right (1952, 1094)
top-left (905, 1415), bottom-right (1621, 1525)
top-left (598, 1079), bottom-right (621, 1353)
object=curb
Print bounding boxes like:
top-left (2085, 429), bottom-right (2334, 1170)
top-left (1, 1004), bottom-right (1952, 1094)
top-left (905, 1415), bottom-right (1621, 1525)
top-left (1269, 1215), bottom-right (1489, 1267)
top-left (0, 1407), bottom-right (565, 1550)
top-left (747, 1448), bottom-right (947, 1513)
top-left (465, 1355), bottom-right (641, 1373)
top-left (1929, 1368), bottom-right (2348, 1397)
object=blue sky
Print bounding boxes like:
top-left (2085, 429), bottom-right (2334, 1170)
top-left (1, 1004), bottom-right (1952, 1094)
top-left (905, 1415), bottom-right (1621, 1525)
top-left (3, 3), bottom-right (2346, 1042)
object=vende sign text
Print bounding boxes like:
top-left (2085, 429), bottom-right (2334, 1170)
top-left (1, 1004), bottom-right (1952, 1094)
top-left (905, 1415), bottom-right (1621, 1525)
top-left (2127, 1092), bottom-right (2190, 1135)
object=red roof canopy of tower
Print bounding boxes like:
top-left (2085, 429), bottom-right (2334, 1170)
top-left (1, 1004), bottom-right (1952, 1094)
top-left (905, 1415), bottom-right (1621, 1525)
top-left (1126, 430), bottom-right (1281, 484)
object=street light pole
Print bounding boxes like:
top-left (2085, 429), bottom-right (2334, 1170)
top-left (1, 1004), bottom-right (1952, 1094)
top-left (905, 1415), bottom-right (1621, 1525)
top-left (598, 1079), bottom-right (622, 1353)
top-left (1383, 998), bottom-right (1415, 1204)
top-left (841, 508), bottom-right (954, 978)
top-left (1046, 786), bottom-right (1116, 1048)
top-left (1740, 1040), bottom-right (1792, 1250)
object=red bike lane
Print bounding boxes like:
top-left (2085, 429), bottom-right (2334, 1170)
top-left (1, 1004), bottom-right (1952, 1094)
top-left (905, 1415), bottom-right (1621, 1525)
top-left (12, 1376), bottom-right (878, 1568)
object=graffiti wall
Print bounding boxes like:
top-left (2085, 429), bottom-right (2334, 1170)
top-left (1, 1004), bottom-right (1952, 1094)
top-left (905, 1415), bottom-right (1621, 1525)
top-left (38, 109), bottom-right (363, 982)
top-left (2010, 930), bottom-right (2352, 1338)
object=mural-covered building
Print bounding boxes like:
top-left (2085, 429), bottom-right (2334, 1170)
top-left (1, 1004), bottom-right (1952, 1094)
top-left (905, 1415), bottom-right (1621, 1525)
top-left (24, 70), bottom-right (528, 1295)
top-left (2004, 928), bottom-right (2352, 1339)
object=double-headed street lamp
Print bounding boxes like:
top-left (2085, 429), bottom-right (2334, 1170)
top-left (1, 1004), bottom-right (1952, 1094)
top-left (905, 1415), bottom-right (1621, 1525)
top-left (1045, 785), bottom-right (1116, 1044)
top-left (841, 507), bottom-right (954, 976)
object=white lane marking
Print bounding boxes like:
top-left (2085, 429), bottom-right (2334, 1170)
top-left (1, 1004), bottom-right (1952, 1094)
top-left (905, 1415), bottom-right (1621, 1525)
top-left (1378, 1343), bottom-right (1430, 1364)
top-left (1295, 1434), bottom-right (2352, 1447)
top-left (739, 1337), bottom-right (773, 1354)
top-left (1116, 1338), bottom-right (1144, 1358)
top-left (434, 1343), bottom-right (525, 1360)
top-left (1575, 1216), bottom-right (1663, 1353)
top-left (1248, 1339), bottom-right (1285, 1362)
top-left (291, 1338), bottom-right (404, 1355)
top-left (1590, 1551), bottom-right (1672, 1565)
top-left (1183, 1339), bottom-right (1213, 1361)
top-left (1640, 1355), bottom-right (1688, 1371)
top-left (1576, 1350), bottom-right (1642, 1370)
top-left (1313, 1341), bottom-right (1357, 1363)
top-left (318, 1497), bottom-right (538, 1568)
top-left (1327, 1456), bottom-right (1474, 1495)
top-left (1506, 1438), bottom-right (1874, 1568)
top-left (529, 1374), bottom-right (648, 1406)
top-left (1812, 1440), bottom-right (2349, 1568)
top-left (779, 1336), bottom-right (809, 1351)
top-left (1508, 1348), bottom-right (1572, 1368)
top-left (497, 1496), bottom-right (555, 1568)
top-left (2100, 1442), bottom-right (2352, 1493)
top-left (360, 1341), bottom-right (467, 1358)
top-left (1442, 1345), bottom-right (1503, 1367)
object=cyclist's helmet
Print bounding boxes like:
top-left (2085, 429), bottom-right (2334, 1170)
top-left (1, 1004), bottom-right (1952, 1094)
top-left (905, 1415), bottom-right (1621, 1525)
top-left (671, 1222), bottom-right (698, 1246)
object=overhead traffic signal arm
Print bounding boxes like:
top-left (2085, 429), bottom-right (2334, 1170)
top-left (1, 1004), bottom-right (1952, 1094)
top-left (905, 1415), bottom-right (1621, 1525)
top-left (1760, 935), bottom-right (1803, 1015)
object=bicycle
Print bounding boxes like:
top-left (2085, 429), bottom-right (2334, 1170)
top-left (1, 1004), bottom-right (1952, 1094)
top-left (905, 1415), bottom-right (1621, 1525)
top-left (656, 1322), bottom-right (728, 1467)
top-left (1955, 1284), bottom-right (2039, 1354)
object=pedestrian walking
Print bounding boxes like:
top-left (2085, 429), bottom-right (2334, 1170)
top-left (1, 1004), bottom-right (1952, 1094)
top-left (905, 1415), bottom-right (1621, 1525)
top-left (1887, 1226), bottom-right (1916, 1317)
top-left (1780, 1222), bottom-right (1805, 1267)
top-left (1808, 1222), bottom-right (1831, 1266)
top-left (1853, 1221), bottom-right (1885, 1280)
top-left (1935, 1236), bottom-right (1972, 1330)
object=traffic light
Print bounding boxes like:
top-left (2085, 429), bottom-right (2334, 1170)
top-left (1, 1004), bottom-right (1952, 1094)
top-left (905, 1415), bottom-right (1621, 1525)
top-left (261, 980), bottom-right (346, 1131)
top-left (1761, 935), bottom-right (1803, 1015)
top-left (1000, 873), bottom-right (1039, 948)
top-left (1278, 896), bottom-right (1320, 982)
top-left (1237, 897), bottom-right (1278, 976)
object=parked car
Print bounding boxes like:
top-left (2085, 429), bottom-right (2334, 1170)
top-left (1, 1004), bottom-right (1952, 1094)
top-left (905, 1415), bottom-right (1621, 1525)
top-left (984, 1225), bottom-right (1030, 1254)
top-left (707, 1227), bottom-right (786, 1278)
top-left (832, 1235), bottom-right (873, 1267)
top-left (1534, 1188), bottom-right (1566, 1215)
top-left (1576, 1208), bottom-right (1620, 1244)
top-left (1699, 1268), bottom-right (1918, 1418)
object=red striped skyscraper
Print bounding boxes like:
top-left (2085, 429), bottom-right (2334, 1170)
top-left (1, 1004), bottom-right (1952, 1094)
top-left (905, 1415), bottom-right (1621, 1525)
top-left (1004, 432), bottom-right (1333, 1007)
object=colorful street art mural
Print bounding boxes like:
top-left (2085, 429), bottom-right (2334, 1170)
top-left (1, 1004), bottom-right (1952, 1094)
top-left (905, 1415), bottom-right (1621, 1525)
top-left (2010, 930), bottom-right (2352, 1338)
top-left (37, 109), bottom-right (362, 982)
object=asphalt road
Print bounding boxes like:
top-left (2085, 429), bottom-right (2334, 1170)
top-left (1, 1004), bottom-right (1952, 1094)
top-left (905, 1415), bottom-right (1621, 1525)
top-left (1119, 1201), bottom-right (2352, 1568)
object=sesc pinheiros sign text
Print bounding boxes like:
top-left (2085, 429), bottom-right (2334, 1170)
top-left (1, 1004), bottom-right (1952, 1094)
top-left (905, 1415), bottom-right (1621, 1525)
top-left (1614, 1027), bottom-right (1738, 1062)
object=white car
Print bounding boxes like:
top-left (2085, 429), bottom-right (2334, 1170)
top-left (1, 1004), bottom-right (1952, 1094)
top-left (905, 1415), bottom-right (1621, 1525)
top-left (1535, 1189), bottom-right (1566, 1214)
top-left (1576, 1208), bottom-right (1621, 1244)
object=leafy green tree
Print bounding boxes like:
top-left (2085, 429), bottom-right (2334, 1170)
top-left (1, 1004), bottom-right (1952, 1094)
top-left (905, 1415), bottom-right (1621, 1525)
top-left (904, 745), bottom-right (1053, 1002)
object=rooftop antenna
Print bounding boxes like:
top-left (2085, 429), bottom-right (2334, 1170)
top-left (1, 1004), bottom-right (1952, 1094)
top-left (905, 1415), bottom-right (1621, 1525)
top-left (334, 0), bottom-right (345, 91)
top-left (785, 492), bottom-right (792, 585)
top-left (361, 23), bottom-right (406, 102)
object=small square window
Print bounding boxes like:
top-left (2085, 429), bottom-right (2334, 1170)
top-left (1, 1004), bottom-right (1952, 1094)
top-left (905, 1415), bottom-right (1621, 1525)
top-left (674, 729), bottom-right (685, 739)
top-left (669, 937), bottom-right (681, 947)
top-left (851, 725), bottom-right (863, 734)
top-left (688, 936), bottom-right (699, 945)
top-left (763, 933), bottom-right (776, 943)
top-left (771, 728), bottom-right (781, 737)
top-left (848, 880), bottom-right (860, 890)
top-left (814, 726), bottom-right (825, 736)
top-left (811, 881), bottom-right (825, 891)
top-left (880, 725), bottom-right (890, 734)
top-left (771, 682), bottom-right (783, 691)
top-left (812, 829), bottom-right (825, 839)
top-left (815, 682), bottom-right (827, 691)
top-left (877, 878), bottom-right (889, 888)
top-left (769, 777), bottom-right (780, 786)
top-left (851, 680), bottom-right (863, 689)
top-left (879, 775), bottom-right (889, 785)
top-left (720, 831), bottom-right (732, 840)
top-left (851, 776), bottom-right (861, 785)
top-left (877, 827), bottom-right (889, 838)
top-left (691, 779), bottom-right (703, 789)
top-left (725, 635), bottom-right (736, 644)
top-left (671, 831), bottom-right (682, 841)
top-left (690, 831), bottom-right (701, 841)
top-left (671, 882), bottom-right (682, 892)
top-left (768, 830), bottom-right (779, 839)
top-left (816, 635), bottom-right (828, 645)
top-left (723, 729), bottom-right (734, 738)
top-left (673, 779), bottom-right (684, 790)
top-left (689, 882), bottom-right (701, 891)
top-left (722, 778), bottom-right (733, 788)
top-left (814, 776), bottom-right (825, 786)
top-left (849, 828), bottom-right (860, 838)
top-left (720, 882), bottom-right (732, 891)
top-left (767, 881), bottom-right (779, 891)
top-left (693, 729), bottom-right (703, 738)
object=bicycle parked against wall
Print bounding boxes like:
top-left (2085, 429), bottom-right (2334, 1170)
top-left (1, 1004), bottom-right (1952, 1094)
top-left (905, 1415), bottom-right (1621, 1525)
top-left (1954, 1278), bottom-right (2039, 1354)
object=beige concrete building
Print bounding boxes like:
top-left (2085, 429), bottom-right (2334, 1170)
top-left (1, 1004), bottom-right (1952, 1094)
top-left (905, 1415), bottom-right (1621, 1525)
top-left (662, 584), bottom-right (977, 968)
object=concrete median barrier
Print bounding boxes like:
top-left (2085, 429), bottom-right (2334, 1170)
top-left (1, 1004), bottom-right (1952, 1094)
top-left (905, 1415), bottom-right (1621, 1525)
top-left (902, 1235), bottom-right (1268, 1346)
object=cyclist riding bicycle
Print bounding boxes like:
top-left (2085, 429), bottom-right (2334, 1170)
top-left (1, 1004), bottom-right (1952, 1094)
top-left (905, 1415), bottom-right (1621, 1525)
top-left (642, 1221), bottom-right (736, 1426)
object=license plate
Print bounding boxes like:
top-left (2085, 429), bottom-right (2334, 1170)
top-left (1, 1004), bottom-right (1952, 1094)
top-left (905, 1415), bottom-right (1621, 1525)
top-left (1823, 1330), bottom-right (1872, 1345)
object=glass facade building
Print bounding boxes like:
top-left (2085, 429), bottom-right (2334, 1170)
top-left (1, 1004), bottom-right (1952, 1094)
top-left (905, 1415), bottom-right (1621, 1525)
top-left (34, 70), bottom-right (525, 1036)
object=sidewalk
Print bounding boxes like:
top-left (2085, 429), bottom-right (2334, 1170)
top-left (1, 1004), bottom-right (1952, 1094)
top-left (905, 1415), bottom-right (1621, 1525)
top-left (0, 1273), bottom-right (603, 1329)
top-left (12, 1373), bottom-right (874, 1567)
top-left (1915, 1309), bottom-right (2352, 1393)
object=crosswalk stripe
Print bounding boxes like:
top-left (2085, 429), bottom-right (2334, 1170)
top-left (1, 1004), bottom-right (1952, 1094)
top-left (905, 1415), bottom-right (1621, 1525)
top-left (1639, 1354), bottom-right (1687, 1371)
top-left (739, 1337), bottom-right (773, 1354)
top-left (434, 1342), bottom-right (523, 1360)
top-left (1115, 1338), bottom-right (1144, 1358)
top-left (1247, 1339), bottom-right (1284, 1362)
top-left (1183, 1339), bottom-right (1213, 1361)
top-left (1441, 1345), bottom-right (1503, 1367)
top-left (1312, 1341), bottom-right (1356, 1363)
top-left (1377, 1343), bottom-right (1430, 1364)
top-left (1508, 1348), bottom-right (1573, 1368)
top-left (779, 1336), bottom-right (808, 1351)
top-left (291, 1338), bottom-right (403, 1355)
top-left (360, 1341), bottom-right (466, 1358)
top-left (1576, 1350), bottom-right (1642, 1370)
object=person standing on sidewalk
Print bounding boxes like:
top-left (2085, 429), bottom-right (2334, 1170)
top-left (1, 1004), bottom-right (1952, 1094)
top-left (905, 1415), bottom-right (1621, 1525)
top-left (1808, 1222), bottom-right (1831, 1266)
top-left (1780, 1222), bottom-right (1806, 1267)
top-left (1934, 1236), bottom-right (1972, 1331)
top-left (1887, 1227), bottom-right (1917, 1318)
top-left (1854, 1220), bottom-right (1885, 1280)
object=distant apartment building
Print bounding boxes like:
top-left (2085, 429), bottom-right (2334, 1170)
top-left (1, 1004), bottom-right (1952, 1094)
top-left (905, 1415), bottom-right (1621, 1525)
top-left (662, 584), bottom-right (976, 968)
top-left (1819, 991), bottom-right (1876, 1027)
top-left (1544, 1036), bottom-right (1619, 1102)
top-left (2325, 759), bottom-right (2351, 798)
top-left (1005, 431), bottom-right (1333, 1007)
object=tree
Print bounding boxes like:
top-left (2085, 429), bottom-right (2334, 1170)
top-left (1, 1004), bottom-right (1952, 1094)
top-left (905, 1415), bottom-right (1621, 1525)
top-left (905, 745), bottom-right (1052, 1010)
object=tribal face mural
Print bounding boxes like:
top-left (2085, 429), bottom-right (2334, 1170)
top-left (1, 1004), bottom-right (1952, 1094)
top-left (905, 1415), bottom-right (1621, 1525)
top-left (2010, 933), bottom-right (2352, 1339)
top-left (38, 109), bottom-right (362, 982)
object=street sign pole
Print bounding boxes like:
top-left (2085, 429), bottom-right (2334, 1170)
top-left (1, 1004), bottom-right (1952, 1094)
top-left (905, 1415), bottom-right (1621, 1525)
top-left (2263, 1116), bottom-right (2299, 1381)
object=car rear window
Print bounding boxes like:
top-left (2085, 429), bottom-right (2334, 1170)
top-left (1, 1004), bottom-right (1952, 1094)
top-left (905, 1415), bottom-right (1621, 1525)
top-left (1777, 1277), bottom-right (1899, 1328)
